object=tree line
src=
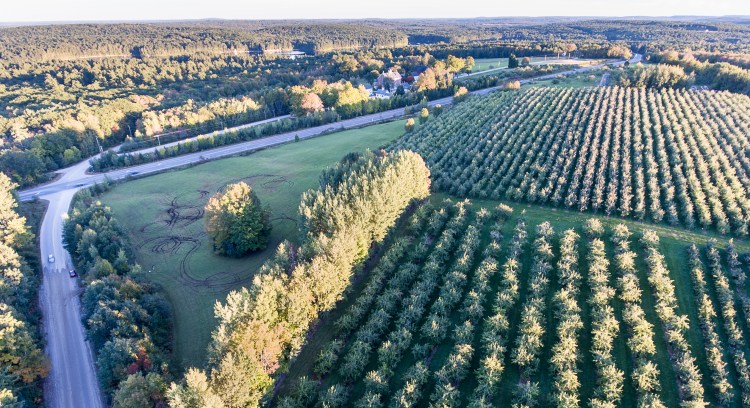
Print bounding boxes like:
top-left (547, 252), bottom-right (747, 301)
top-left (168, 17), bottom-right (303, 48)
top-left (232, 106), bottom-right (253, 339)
top-left (0, 174), bottom-right (48, 406)
top-left (167, 150), bottom-right (431, 406)
top-left (650, 51), bottom-right (750, 95)
top-left (63, 188), bottom-right (174, 406)
top-left (0, 22), bottom-right (407, 63)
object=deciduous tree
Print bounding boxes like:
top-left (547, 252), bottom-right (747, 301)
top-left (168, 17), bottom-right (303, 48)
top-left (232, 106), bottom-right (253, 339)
top-left (204, 182), bottom-right (271, 257)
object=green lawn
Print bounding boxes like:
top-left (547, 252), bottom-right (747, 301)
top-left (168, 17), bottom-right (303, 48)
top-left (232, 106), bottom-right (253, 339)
top-left (526, 71), bottom-right (604, 88)
top-left (470, 58), bottom-right (509, 72)
top-left (470, 58), bottom-right (601, 75)
top-left (99, 120), bottom-right (406, 368)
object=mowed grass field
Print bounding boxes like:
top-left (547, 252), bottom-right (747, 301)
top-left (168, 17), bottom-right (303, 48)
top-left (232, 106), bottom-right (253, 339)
top-left (278, 194), bottom-right (750, 406)
top-left (470, 57), bottom-right (601, 74)
top-left (470, 58), bottom-right (509, 72)
top-left (99, 120), bottom-right (406, 368)
top-left (526, 70), bottom-right (604, 88)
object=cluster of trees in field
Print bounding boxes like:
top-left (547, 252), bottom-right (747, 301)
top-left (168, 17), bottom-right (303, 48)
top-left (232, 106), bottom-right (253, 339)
top-left (288, 80), bottom-right (371, 116)
top-left (204, 182), bottom-right (271, 257)
top-left (168, 150), bottom-right (431, 407)
top-left (649, 51), bottom-right (750, 95)
top-left (274, 209), bottom-right (750, 407)
top-left (615, 64), bottom-right (695, 89)
top-left (63, 192), bottom-right (174, 405)
top-left (394, 86), bottom-right (750, 236)
top-left (0, 174), bottom-right (48, 406)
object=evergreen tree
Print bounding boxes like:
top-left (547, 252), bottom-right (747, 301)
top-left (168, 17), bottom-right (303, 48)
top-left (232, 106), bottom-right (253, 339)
top-left (508, 54), bottom-right (519, 69)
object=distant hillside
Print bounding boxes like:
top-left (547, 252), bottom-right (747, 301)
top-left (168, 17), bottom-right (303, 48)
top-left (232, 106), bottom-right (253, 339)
top-left (3, 18), bottom-right (750, 62)
top-left (0, 22), bottom-right (408, 61)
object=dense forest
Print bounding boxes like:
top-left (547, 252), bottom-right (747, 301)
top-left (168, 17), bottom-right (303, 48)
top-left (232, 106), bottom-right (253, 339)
top-left (0, 22), bottom-right (408, 62)
top-left (0, 175), bottom-right (48, 405)
top-left (3, 19), bottom-right (749, 63)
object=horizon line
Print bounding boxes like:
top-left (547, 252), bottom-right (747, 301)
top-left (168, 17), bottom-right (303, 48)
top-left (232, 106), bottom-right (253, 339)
top-left (2, 14), bottom-right (750, 26)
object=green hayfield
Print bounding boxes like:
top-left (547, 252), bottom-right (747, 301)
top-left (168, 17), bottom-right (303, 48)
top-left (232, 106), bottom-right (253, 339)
top-left (278, 195), bottom-right (750, 407)
top-left (99, 120), bottom-right (406, 368)
top-left (470, 58), bottom-right (600, 74)
top-left (470, 58), bottom-right (509, 72)
top-left (526, 71), bottom-right (604, 88)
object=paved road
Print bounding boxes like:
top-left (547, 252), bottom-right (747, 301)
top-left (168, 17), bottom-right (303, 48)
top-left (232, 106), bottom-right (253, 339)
top-left (18, 53), bottom-right (639, 408)
top-left (38, 188), bottom-right (103, 408)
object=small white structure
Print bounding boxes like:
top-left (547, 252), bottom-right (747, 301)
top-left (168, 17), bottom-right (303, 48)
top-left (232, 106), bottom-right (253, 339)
top-left (371, 89), bottom-right (392, 99)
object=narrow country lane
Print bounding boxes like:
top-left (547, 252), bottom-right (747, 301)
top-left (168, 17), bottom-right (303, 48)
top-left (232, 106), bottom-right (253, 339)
top-left (39, 189), bottom-right (103, 408)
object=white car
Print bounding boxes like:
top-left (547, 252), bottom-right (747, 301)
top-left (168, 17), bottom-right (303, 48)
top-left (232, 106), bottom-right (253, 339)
top-left (48, 254), bottom-right (55, 263)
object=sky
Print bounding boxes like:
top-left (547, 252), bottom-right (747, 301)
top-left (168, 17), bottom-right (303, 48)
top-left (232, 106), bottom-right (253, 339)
top-left (3, 0), bottom-right (750, 23)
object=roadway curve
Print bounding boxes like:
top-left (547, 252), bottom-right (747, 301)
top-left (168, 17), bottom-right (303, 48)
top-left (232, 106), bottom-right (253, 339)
top-left (18, 54), bottom-right (638, 408)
